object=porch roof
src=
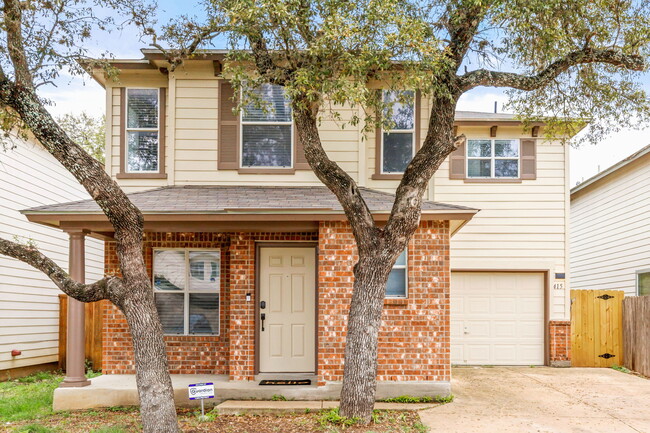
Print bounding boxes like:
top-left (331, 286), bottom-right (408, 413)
top-left (22, 185), bottom-right (477, 236)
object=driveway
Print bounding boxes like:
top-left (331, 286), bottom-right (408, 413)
top-left (420, 367), bottom-right (650, 433)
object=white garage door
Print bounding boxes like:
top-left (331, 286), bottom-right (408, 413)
top-left (451, 272), bottom-right (545, 365)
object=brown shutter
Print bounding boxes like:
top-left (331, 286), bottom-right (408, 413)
top-left (414, 90), bottom-right (421, 151)
top-left (158, 87), bottom-right (166, 174)
top-left (520, 139), bottom-right (537, 180)
top-left (218, 80), bottom-right (239, 170)
top-left (374, 90), bottom-right (383, 176)
top-left (119, 87), bottom-right (126, 174)
top-left (448, 140), bottom-right (466, 179)
top-left (294, 125), bottom-right (310, 170)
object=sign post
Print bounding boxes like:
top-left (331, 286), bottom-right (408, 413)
top-left (188, 382), bottom-right (215, 419)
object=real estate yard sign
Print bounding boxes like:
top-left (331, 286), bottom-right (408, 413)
top-left (188, 382), bottom-right (214, 418)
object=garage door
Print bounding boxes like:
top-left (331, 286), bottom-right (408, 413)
top-left (451, 272), bottom-right (545, 365)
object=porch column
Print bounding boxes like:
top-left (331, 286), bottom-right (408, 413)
top-left (60, 230), bottom-right (91, 388)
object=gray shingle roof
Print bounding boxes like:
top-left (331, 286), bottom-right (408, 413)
top-left (23, 185), bottom-right (474, 214)
top-left (455, 111), bottom-right (519, 121)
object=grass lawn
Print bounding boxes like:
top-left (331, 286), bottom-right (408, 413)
top-left (1, 372), bottom-right (431, 432)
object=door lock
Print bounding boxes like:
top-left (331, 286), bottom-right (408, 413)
top-left (260, 301), bottom-right (266, 309)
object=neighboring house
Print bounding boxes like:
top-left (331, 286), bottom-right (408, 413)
top-left (571, 144), bottom-right (650, 296)
top-left (22, 49), bottom-right (575, 397)
top-left (0, 136), bottom-right (104, 380)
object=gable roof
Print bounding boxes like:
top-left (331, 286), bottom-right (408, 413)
top-left (571, 143), bottom-right (650, 197)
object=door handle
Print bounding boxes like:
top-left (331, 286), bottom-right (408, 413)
top-left (261, 313), bottom-right (266, 332)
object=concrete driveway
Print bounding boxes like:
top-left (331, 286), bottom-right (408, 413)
top-left (420, 367), bottom-right (650, 433)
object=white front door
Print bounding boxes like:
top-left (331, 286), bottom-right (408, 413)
top-left (451, 272), bottom-right (545, 365)
top-left (259, 247), bottom-right (316, 373)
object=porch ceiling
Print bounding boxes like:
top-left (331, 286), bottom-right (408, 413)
top-left (22, 185), bottom-right (477, 238)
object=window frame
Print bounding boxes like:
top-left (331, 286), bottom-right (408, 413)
top-left (152, 248), bottom-right (221, 336)
top-left (636, 268), bottom-right (650, 296)
top-left (239, 84), bottom-right (294, 170)
top-left (466, 138), bottom-right (520, 179)
top-left (124, 87), bottom-right (161, 174)
top-left (385, 249), bottom-right (408, 299)
top-left (380, 90), bottom-right (416, 175)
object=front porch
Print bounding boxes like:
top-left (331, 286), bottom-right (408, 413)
top-left (53, 373), bottom-right (449, 410)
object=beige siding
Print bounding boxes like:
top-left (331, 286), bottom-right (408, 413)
top-left (434, 126), bottom-right (569, 320)
top-left (0, 137), bottom-right (104, 371)
top-left (570, 156), bottom-right (650, 296)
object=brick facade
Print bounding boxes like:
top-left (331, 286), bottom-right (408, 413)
top-left (101, 222), bottom-right (451, 383)
top-left (549, 320), bottom-right (571, 365)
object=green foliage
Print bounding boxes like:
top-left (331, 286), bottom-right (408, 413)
top-left (12, 424), bottom-right (58, 433)
top-left (317, 408), bottom-right (361, 426)
top-left (56, 112), bottom-right (106, 163)
top-left (0, 372), bottom-right (62, 422)
top-left (90, 427), bottom-right (130, 433)
top-left (612, 364), bottom-right (632, 374)
top-left (381, 394), bottom-right (453, 404)
top-left (271, 394), bottom-right (287, 401)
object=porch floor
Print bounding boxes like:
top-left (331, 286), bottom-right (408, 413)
top-left (53, 374), bottom-right (450, 411)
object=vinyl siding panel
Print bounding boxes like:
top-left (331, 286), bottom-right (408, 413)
top-left (570, 156), bottom-right (650, 296)
top-left (0, 137), bottom-right (104, 371)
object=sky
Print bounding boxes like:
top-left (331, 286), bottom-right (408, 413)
top-left (41, 1), bottom-right (650, 187)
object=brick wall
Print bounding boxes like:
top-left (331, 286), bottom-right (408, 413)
top-left (317, 220), bottom-right (451, 384)
top-left (549, 320), bottom-right (571, 365)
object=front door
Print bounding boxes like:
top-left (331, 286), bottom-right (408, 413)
top-left (259, 247), bottom-right (316, 373)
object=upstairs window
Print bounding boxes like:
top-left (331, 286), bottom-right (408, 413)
top-left (386, 250), bottom-right (408, 298)
top-left (153, 250), bottom-right (220, 335)
top-left (381, 90), bottom-right (415, 174)
top-left (638, 270), bottom-right (650, 296)
top-left (241, 84), bottom-right (293, 168)
top-left (467, 139), bottom-right (519, 178)
top-left (126, 88), bottom-right (160, 173)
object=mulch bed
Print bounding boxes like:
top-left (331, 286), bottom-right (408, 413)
top-left (4, 408), bottom-right (427, 433)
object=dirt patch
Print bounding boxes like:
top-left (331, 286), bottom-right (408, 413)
top-left (4, 408), bottom-right (427, 433)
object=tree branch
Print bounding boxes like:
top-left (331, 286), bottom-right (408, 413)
top-left (0, 237), bottom-right (121, 303)
top-left (4, 0), bottom-right (35, 88)
top-left (458, 48), bottom-right (647, 91)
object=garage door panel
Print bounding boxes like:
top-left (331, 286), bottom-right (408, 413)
top-left (452, 272), bottom-right (544, 366)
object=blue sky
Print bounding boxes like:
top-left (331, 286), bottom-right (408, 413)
top-left (41, 0), bottom-right (650, 186)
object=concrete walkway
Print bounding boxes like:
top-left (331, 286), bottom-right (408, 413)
top-left (420, 367), bottom-right (650, 433)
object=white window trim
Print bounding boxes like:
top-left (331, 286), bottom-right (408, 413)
top-left (636, 268), bottom-right (650, 296)
top-left (386, 249), bottom-right (408, 299)
top-left (152, 248), bottom-right (221, 336)
top-left (380, 90), bottom-right (416, 175)
top-left (466, 138), bottom-right (520, 179)
top-left (125, 87), bottom-right (161, 174)
top-left (239, 86), bottom-right (294, 169)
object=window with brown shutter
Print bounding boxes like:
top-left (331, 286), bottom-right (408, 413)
top-left (294, 125), bottom-right (310, 169)
top-left (117, 87), bottom-right (167, 179)
top-left (218, 80), bottom-right (239, 170)
top-left (520, 139), bottom-right (537, 180)
top-left (448, 140), bottom-right (466, 179)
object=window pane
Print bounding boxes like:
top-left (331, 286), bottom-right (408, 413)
top-left (495, 159), bottom-right (518, 177)
top-left (242, 84), bottom-right (292, 122)
top-left (242, 125), bottom-right (292, 167)
top-left (639, 272), bottom-right (650, 296)
top-left (189, 251), bottom-right (220, 291)
top-left (495, 140), bottom-right (519, 157)
top-left (467, 140), bottom-right (491, 157)
top-left (468, 159), bottom-right (491, 177)
top-left (383, 90), bottom-right (414, 130)
top-left (189, 294), bottom-right (219, 335)
top-left (155, 293), bottom-right (184, 334)
top-left (383, 132), bottom-right (413, 173)
top-left (386, 268), bottom-right (406, 297)
top-left (127, 131), bottom-right (158, 172)
top-left (154, 250), bottom-right (186, 291)
top-left (395, 250), bottom-right (406, 266)
top-left (127, 89), bottom-right (158, 128)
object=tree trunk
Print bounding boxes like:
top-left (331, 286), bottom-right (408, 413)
top-left (119, 280), bottom-right (180, 433)
top-left (339, 253), bottom-right (394, 422)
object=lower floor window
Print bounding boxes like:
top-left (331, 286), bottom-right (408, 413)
top-left (153, 249), bottom-right (221, 335)
top-left (386, 250), bottom-right (408, 298)
top-left (638, 270), bottom-right (650, 296)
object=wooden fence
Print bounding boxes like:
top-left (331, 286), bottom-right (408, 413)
top-left (58, 294), bottom-right (104, 371)
top-left (623, 296), bottom-right (650, 376)
top-left (570, 290), bottom-right (624, 367)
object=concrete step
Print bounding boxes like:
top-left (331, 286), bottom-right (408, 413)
top-left (215, 400), bottom-right (438, 415)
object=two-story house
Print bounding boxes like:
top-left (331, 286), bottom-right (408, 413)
top-left (22, 49), bottom-right (573, 405)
